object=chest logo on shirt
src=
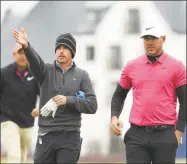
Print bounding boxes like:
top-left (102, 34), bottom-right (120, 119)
top-left (27, 76), bottom-right (34, 81)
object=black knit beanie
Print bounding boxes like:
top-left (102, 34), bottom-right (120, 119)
top-left (55, 33), bottom-right (76, 58)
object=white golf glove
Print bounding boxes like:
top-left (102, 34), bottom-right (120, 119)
top-left (40, 98), bottom-right (58, 118)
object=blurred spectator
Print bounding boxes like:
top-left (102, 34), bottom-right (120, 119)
top-left (0, 42), bottom-right (40, 163)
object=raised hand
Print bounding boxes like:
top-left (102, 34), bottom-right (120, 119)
top-left (13, 27), bottom-right (29, 49)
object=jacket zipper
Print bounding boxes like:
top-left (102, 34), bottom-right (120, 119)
top-left (62, 67), bottom-right (72, 86)
top-left (63, 72), bottom-right (65, 86)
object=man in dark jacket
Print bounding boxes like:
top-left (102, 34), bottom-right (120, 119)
top-left (13, 27), bottom-right (98, 164)
top-left (0, 42), bottom-right (39, 163)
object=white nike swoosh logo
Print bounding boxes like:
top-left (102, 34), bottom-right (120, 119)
top-left (27, 76), bottom-right (34, 81)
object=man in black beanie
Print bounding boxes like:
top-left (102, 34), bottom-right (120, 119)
top-left (13, 27), bottom-right (98, 164)
top-left (55, 33), bottom-right (76, 58)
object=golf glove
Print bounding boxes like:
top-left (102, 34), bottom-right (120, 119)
top-left (40, 98), bottom-right (58, 118)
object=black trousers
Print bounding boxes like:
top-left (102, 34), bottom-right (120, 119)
top-left (124, 125), bottom-right (178, 164)
top-left (33, 130), bottom-right (82, 164)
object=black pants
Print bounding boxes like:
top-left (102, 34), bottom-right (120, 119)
top-left (124, 125), bottom-right (178, 164)
top-left (34, 130), bottom-right (82, 164)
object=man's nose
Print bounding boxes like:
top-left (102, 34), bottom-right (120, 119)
top-left (60, 46), bottom-right (64, 52)
top-left (147, 39), bottom-right (153, 45)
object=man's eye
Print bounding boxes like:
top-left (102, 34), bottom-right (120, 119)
top-left (56, 45), bottom-right (69, 50)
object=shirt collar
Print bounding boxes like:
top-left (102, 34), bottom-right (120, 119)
top-left (144, 51), bottom-right (167, 64)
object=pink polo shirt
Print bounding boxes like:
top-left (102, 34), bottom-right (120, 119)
top-left (119, 52), bottom-right (186, 126)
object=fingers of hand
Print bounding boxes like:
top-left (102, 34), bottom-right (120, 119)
top-left (111, 123), bottom-right (121, 136)
top-left (31, 109), bottom-right (38, 117)
top-left (176, 136), bottom-right (181, 144)
top-left (13, 29), bottom-right (26, 40)
top-left (54, 97), bottom-right (61, 102)
top-left (13, 31), bottom-right (20, 38)
top-left (175, 131), bottom-right (183, 144)
top-left (13, 29), bottom-right (19, 35)
top-left (53, 95), bottom-right (60, 101)
top-left (13, 33), bottom-right (19, 40)
top-left (55, 100), bottom-right (63, 105)
top-left (53, 96), bottom-right (64, 105)
top-left (21, 27), bottom-right (25, 33)
top-left (114, 123), bottom-right (122, 132)
top-left (13, 30), bottom-right (22, 43)
top-left (111, 126), bottom-right (121, 136)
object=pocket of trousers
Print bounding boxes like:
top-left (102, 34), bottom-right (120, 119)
top-left (124, 127), bottom-right (131, 144)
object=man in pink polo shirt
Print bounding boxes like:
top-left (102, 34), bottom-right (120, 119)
top-left (110, 25), bottom-right (186, 163)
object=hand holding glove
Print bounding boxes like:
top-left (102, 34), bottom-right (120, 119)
top-left (40, 91), bottom-right (85, 118)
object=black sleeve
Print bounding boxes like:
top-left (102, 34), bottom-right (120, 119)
top-left (176, 84), bottom-right (186, 133)
top-left (24, 43), bottom-right (47, 85)
top-left (111, 84), bottom-right (130, 118)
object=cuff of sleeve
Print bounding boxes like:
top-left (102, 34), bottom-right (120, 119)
top-left (66, 96), bottom-right (75, 105)
top-left (111, 112), bottom-right (119, 119)
top-left (23, 42), bottom-right (30, 52)
top-left (176, 122), bottom-right (185, 133)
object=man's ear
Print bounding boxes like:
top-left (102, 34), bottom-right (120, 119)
top-left (162, 36), bottom-right (166, 43)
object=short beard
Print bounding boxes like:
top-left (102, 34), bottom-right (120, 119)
top-left (57, 60), bottom-right (65, 64)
